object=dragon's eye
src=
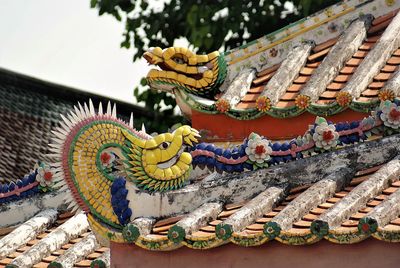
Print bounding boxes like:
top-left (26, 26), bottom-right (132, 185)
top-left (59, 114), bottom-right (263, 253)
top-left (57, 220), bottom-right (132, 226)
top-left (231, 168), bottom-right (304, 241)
top-left (159, 142), bottom-right (170, 149)
top-left (172, 57), bottom-right (185, 64)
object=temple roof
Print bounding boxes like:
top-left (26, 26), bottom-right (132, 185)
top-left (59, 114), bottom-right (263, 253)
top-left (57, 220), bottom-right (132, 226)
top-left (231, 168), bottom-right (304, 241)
top-left (2, 0), bottom-right (400, 261)
top-left (171, 2), bottom-right (400, 121)
top-left (0, 67), bottom-right (150, 184)
top-left (110, 157), bottom-right (400, 250)
top-left (1, 155), bottom-right (399, 260)
top-left (0, 211), bottom-right (109, 268)
top-left (236, 11), bottom-right (400, 111)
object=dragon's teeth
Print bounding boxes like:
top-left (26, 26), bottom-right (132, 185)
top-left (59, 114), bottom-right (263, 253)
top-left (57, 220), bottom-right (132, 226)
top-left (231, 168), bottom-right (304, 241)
top-left (197, 66), bottom-right (209, 73)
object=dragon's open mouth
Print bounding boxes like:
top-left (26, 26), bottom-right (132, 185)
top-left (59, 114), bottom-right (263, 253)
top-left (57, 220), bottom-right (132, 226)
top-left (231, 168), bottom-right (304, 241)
top-left (157, 146), bottom-right (185, 169)
top-left (143, 53), bottom-right (158, 65)
top-left (145, 58), bottom-right (208, 80)
top-left (143, 47), bottom-right (219, 93)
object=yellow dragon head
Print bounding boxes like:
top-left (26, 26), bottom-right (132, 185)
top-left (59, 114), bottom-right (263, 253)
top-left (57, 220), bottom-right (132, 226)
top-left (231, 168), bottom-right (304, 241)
top-left (122, 125), bottom-right (200, 191)
top-left (144, 47), bottom-right (226, 97)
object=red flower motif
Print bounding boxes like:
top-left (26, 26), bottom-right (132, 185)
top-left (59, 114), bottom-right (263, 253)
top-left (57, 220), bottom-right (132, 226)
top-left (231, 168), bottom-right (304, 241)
top-left (389, 108), bottom-right (400, 121)
top-left (379, 101), bottom-right (400, 129)
top-left (101, 152), bottom-right (111, 165)
top-left (44, 171), bottom-right (53, 181)
top-left (322, 130), bottom-right (334, 142)
top-left (255, 145), bottom-right (266, 155)
top-left (36, 164), bottom-right (54, 187)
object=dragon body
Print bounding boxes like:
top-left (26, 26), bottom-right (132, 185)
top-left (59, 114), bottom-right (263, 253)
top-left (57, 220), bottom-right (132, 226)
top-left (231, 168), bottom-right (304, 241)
top-left (51, 101), bottom-right (199, 234)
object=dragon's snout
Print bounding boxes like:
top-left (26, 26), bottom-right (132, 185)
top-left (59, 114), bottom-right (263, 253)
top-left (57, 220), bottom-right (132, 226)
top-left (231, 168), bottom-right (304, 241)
top-left (143, 52), bottom-right (162, 65)
top-left (143, 47), bottom-right (163, 65)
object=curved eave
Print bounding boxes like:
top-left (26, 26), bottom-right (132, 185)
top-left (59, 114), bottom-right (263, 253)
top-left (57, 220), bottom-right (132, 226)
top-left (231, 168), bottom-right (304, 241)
top-left (177, 89), bottom-right (381, 121)
top-left (91, 216), bottom-right (400, 251)
top-left (90, 144), bottom-right (400, 250)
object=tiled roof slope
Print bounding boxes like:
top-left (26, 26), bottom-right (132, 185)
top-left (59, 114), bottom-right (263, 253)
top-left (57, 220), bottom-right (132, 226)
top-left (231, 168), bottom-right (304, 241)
top-left (236, 10), bottom-right (400, 111)
top-left (180, 9), bottom-right (400, 121)
top-left (0, 68), bottom-right (152, 183)
top-left (0, 211), bottom-right (109, 268)
top-left (117, 158), bottom-right (400, 250)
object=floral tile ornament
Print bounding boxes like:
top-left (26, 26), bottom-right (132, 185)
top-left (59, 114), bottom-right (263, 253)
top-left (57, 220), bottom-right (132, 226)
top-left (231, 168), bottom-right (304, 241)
top-left (378, 89), bottom-right (395, 101)
top-left (215, 99), bottom-right (230, 113)
top-left (378, 100), bottom-right (400, 129)
top-left (312, 117), bottom-right (339, 150)
top-left (255, 96), bottom-right (271, 112)
top-left (35, 162), bottom-right (55, 191)
top-left (336, 91), bottom-right (352, 107)
top-left (100, 151), bottom-right (115, 167)
top-left (100, 150), bottom-right (117, 173)
top-left (295, 95), bottom-right (311, 109)
top-left (245, 133), bottom-right (272, 168)
top-left (122, 223), bottom-right (141, 243)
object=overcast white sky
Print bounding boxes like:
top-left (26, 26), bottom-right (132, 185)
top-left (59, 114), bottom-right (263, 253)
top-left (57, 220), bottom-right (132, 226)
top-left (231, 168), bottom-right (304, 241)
top-left (0, 0), bottom-right (148, 105)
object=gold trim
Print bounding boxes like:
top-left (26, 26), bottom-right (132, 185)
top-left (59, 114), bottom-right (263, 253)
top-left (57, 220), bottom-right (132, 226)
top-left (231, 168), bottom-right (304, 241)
top-left (229, 7), bottom-right (355, 65)
top-left (88, 214), bottom-right (125, 243)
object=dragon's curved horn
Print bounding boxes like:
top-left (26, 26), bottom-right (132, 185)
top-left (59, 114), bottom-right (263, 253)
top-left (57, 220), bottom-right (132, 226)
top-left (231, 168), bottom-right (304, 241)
top-left (121, 129), bottom-right (145, 148)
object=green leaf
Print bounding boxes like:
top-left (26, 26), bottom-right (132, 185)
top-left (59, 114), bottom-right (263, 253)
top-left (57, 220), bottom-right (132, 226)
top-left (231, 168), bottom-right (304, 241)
top-left (90, 0), bottom-right (97, 8)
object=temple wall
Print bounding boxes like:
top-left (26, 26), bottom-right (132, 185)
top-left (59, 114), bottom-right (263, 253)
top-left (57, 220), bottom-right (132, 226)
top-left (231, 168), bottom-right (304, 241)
top-left (111, 239), bottom-right (400, 268)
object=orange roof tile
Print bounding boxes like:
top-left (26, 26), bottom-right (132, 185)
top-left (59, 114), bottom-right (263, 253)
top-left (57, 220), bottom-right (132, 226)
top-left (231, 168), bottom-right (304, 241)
top-left (235, 11), bottom-right (400, 112)
top-left (145, 162), bottom-right (400, 248)
top-left (0, 212), bottom-right (109, 268)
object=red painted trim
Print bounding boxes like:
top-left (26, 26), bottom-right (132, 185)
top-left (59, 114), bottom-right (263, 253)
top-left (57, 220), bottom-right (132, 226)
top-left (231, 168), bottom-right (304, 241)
top-left (192, 110), bottom-right (370, 142)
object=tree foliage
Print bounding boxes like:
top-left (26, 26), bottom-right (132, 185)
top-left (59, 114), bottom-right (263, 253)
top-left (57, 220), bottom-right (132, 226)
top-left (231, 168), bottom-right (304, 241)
top-left (90, 0), bottom-right (339, 131)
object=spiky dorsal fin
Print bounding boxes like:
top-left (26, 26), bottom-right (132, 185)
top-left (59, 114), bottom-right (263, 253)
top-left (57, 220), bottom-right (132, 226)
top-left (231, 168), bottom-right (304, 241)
top-left (50, 101), bottom-right (142, 217)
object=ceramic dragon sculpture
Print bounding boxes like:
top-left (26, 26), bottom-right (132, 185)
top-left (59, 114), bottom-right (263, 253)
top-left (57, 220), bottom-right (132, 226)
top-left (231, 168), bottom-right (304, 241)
top-left (51, 99), bottom-right (400, 246)
top-left (144, 47), bottom-right (227, 98)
